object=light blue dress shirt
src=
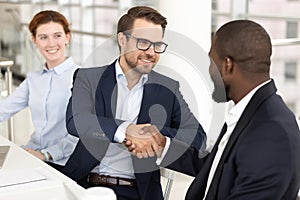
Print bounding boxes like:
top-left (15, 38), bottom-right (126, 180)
top-left (0, 57), bottom-right (79, 165)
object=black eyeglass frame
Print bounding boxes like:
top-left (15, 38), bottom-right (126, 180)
top-left (125, 34), bottom-right (168, 54)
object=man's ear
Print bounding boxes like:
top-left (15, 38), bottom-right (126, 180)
top-left (222, 57), bottom-right (234, 75)
top-left (117, 32), bottom-right (126, 48)
top-left (221, 56), bottom-right (234, 81)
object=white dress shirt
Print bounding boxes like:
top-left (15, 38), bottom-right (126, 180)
top-left (0, 57), bottom-right (79, 165)
top-left (204, 80), bottom-right (270, 197)
top-left (91, 61), bottom-right (148, 179)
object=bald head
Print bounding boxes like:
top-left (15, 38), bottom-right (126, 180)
top-left (214, 20), bottom-right (272, 74)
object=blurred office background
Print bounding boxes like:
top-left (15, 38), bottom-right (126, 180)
top-left (0, 0), bottom-right (299, 199)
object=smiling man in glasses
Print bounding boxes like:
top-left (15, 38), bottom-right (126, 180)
top-left (63, 6), bottom-right (206, 200)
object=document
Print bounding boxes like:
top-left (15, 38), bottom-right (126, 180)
top-left (0, 168), bottom-right (47, 187)
top-left (0, 145), bottom-right (10, 168)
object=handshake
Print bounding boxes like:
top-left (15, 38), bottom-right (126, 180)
top-left (124, 124), bottom-right (166, 159)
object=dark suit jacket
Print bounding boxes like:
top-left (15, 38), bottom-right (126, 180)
top-left (63, 60), bottom-right (206, 200)
top-left (162, 80), bottom-right (300, 200)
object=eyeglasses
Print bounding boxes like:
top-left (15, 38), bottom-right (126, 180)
top-left (125, 34), bottom-right (168, 54)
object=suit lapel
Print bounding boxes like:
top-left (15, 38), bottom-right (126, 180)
top-left (207, 80), bottom-right (277, 198)
top-left (186, 123), bottom-right (228, 199)
top-left (137, 72), bottom-right (159, 124)
top-left (97, 62), bottom-right (118, 117)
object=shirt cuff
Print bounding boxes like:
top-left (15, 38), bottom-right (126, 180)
top-left (44, 146), bottom-right (63, 162)
top-left (114, 121), bottom-right (131, 143)
top-left (156, 137), bottom-right (171, 165)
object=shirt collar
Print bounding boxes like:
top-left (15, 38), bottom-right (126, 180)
top-left (115, 60), bottom-right (148, 85)
top-left (225, 79), bottom-right (271, 126)
top-left (42, 57), bottom-right (74, 75)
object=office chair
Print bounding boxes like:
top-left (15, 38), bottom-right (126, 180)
top-left (160, 167), bottom-right (176, 200)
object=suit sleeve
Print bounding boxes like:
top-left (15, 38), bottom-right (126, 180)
top-left (160, 81), bottom-right (206, 149)
top-left (160, 138), bottom-right (207, 176)
top-left (157, 81), bottom-right (207, 174)
top-left (66, 68), bottom-right (121, 139)
top-left (65, 69), bottom-right (111, 162)
top-left (66, 68), bottom-right (79, 137)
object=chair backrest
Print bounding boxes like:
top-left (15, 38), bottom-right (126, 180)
top-left (160, 167), bottom-right (176, 200)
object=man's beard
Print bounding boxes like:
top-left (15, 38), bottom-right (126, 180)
top-left (125, 54), bottom-right (155, 74)
top-left (212, 82), bottom-right (229, 103)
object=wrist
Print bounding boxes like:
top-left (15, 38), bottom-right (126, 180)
top-left (41, 149), bottom-right (51, 161)
top-left (160, 137), bottom-right (167, 147)
top-left (115, 122), bottom-right (131, 143)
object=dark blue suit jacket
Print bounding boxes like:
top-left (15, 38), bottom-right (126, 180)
top-left (63, 60), bottom-right (206, 200)
top-left (162, 80), bottom-right (300, 199)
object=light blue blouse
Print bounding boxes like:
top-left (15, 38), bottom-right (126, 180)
top-left (0, 57), bottom-right (79, 165)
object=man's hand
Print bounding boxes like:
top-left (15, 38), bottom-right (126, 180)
top-left (125, 124), bottom-right (166, 159)
top-left (23, 147), bottom-right (50, 161)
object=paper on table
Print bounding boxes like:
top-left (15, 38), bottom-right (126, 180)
top-left (0, 168), bottom-right (47, 187)
top-left (0, 145), bottom-right (10, 169)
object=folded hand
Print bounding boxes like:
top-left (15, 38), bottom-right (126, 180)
top-left (125, 124), bottom-right (166, 159)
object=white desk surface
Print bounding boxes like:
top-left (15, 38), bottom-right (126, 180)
top-left (0, 135), bottom-right (86, 200)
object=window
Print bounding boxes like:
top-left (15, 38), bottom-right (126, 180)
top-left (285, 61), bottom-right (297, 81)
top-left (286, 21), bottom-right (298, 38)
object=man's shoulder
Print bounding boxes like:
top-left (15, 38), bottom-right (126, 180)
top-left (149, 70), bottom-right (179, 88)
top-left (75, 65), bottom-right (109, 78)
top-left (151, 70), bottom-right (178, 82)
top-left (77, 65), bottom-right (109, 73)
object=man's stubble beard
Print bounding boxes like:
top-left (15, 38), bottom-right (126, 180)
top-left (212, 82), bottom-right (229, 103)
top-left (125, 54), bottom-right (156, 75)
